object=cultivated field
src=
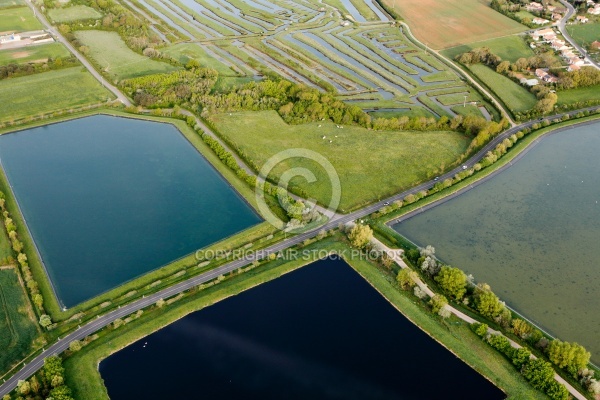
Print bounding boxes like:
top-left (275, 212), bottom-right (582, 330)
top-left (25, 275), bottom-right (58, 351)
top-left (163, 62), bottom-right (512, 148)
top-left (0, 67), bottom-right (113, 122)
top-left (469, 64), bottom-right (537, 114)
top-left (0, 42), bottom-right (69, 66)
top-left (0, 6), bottom-right (42, 32)
top-left (74, 30), bottom-right (179, 80)
top-left (380, 0), bottom-right (528, 49)
top-left (210, 110), bottom-right (470, 212)
top-left (47, 5), bottom-right (102, 22)
top-left (442, 35), bottom-right (535, 63)
top-left (0, 267), bottom-right (40, 376)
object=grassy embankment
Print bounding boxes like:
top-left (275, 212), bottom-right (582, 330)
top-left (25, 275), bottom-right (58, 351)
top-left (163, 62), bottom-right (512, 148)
top-left (74, 30), bottom-right (179, 81)
top-left (0, 42), bottom-right (70, 66)
top-left (0, 268), bottom-right (42, 377)
top-left (210, 110), bottom-right (470, 212)
top-left (0, 67), bottom-right (113, 123)
top-left (47, 5), bottom-right (102, 22)
top-left (0, 6), bottom-right (42, 31)
top-left (63, 236), bottom-right (547, 400)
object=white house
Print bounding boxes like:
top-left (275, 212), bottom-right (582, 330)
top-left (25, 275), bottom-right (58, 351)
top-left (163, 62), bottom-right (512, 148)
top-left (533, 17), bottom-right (550, 25)
top-left (577, 15), bottom-right (589, 23)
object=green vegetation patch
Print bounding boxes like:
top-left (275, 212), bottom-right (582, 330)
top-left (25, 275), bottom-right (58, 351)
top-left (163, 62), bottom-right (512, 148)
top-left (0, 42), bottom-right (70, 66)
top-left (161, 43), bottom-right (236, 76)
top-left (469, 64), bottom-right (537, 113)
top-left (47, 5), bottom-right (102, 22)
top-left (0, 0), bottom-right (24, 8)
top-left (210, 110), bottom-right (469, 212)
top-left (0, 267), bottom-right (40, 376)
top-left (74, 30), bottom-right (179, 80)
top-left (557, 84), bottom-right (600, 106)
top-left (442, 35), bottom-right (535, 63)
top-left (0, 67), bottom-right (113, 122)
top-left (0, 6), bottom-right (42, 32)
top-left (566, 22), bottom-right (600, 48)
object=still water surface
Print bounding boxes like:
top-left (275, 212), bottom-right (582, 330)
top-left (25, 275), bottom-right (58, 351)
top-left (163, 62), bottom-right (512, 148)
top-left (0, 115), bottom-right (261, 307)
top-left (101, 257), bottom-right (504, 399)
top-left (394, 122), bottom-right (600, 363)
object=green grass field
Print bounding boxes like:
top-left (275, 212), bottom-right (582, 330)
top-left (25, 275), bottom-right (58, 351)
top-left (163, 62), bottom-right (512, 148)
top-left (0, 67), bottom-right (113, 122)
top-left (442, 35), bottom-right (535, 63)
top-left (566, 22), bottom-right (600, 47)
top-left (0, 42), bottom-right (70, 66)
top-left (161, 43), bottom-right (236, 76)
top-left (210, 110), bottom-right (470, 212)
top-left (469, 64), bottom-right (537, 113)
top-left (74, 30), bottom-right (179, 81)
top-left (0, 0), bottom-right (23, 8)
top-left (0, 267), bottom-right (40, 376)
top-left (47, 5), bottom-right (102, 22)
top-left (63, 238), bottom-right (547, 400)
top-left (557, 84), bottom-right (600, 106)
top-left (0, 6), bottom-right (42, 32)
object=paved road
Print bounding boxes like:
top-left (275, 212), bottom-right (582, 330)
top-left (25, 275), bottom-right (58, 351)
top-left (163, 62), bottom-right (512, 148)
top-left (557, 0), bottom-right (600, 69)
top-left (23, 0), bottom-right (132, 106)
top-left (2, 104), bottom-right (598, 397)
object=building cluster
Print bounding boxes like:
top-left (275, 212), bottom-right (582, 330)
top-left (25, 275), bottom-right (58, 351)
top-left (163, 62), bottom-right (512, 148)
top-left (587, 0), bottom-right (600, 15)
top-left (525, 1), bottom-right (566, 24)
top-left (531, 28), bottom-right (585, 71)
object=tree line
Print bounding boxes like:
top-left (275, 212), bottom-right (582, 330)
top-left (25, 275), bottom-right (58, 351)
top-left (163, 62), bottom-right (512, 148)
top-left (0, 192), bottom-right (49, 325)
top-left (0, 57), bottom-right (79, 81)
top-left (5, 355), bottom-right (74, 400)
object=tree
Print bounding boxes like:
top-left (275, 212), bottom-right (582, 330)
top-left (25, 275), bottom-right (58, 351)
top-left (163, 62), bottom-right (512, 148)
top-left (69, 340), bottom-right (82, 352)
top-left (471, 322), bottom-right (488, 338)
top-left (473, 284), bottom-right (504, 319)
top-left (511, 347), bottom-right (531, 369)
top-left (16, 380), bottom-right (30, 396)
top-left (39, 314), bottom-right (52, 328)
top-left (511, 318), bottom-right (534, 339)
top-left (546, 340), bottom-right (591, 377)
top-left (396, 269), bottom-right (418, 290)
top-left (496, 60), bottom-right (511, 74)
top-left (429, 294), bottom-right (448, 314)
top-left (434, 266), bottom-right (467, 300)
top-left (544, 380), bottom-right (569, 400)
top-left (413, 285), bottom-right (427, 299)
top-left (32, 293), bottom-right (44, 309)
top-left (521, 358), bottom-right (555, 390)
top-left (49, 385), bottom-right (74, 400)
top-left (346, 224), bottom-right (372, 249)
top-left (155, 298), bottom-right (165, 308)
top-left (43, 356), bottom-right (65, 386)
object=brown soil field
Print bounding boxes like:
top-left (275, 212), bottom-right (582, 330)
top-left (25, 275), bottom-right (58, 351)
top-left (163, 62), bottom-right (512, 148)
top-left (382, 0), bottom-right (528, 49)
